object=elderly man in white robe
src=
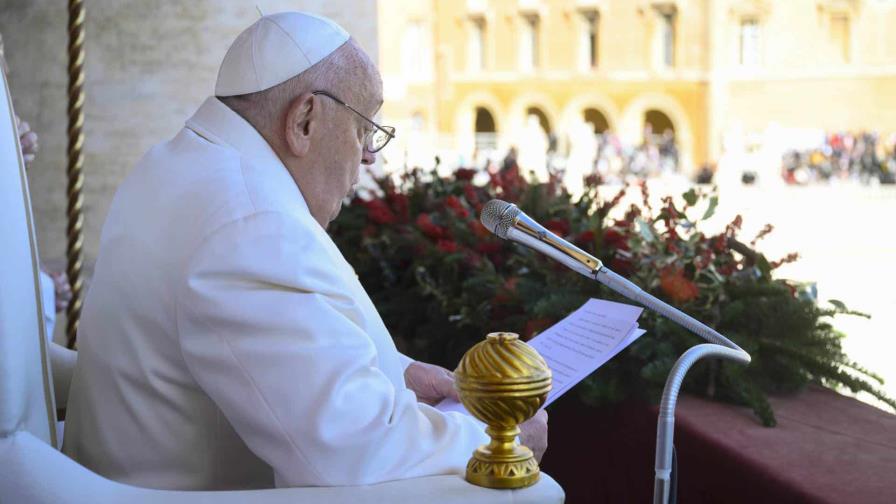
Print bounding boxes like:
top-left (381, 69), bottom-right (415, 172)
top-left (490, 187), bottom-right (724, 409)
top-left (62, 12), bottom-right (547, 490)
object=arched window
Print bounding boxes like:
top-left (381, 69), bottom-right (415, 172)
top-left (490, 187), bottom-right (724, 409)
top-left (583, 108), bottom-right (610, 133)
top-left (475, 107), bottom-right (496, 133)
top-left (644, 109), bottom-right (674, 138)
top-left (644, 109), bottom-right (678, 172)
top-left (525, 106), bottom-right (551, 134)
top-left (474, 107), bottom-right (497, 150)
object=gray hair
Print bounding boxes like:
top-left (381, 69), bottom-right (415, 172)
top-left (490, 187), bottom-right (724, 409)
top-left (219, 39), bottom-right (374, 134)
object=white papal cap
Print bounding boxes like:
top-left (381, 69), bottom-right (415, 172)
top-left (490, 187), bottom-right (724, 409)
top-left (215, 11), bottom-right (350, 97)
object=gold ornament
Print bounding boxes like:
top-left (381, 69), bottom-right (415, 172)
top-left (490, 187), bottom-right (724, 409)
top-left (454, 332), bottom-right (551, 489)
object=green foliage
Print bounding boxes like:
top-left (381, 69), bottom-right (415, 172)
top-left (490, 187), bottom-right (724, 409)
top-left (330, 167), bottom-right (894, 426)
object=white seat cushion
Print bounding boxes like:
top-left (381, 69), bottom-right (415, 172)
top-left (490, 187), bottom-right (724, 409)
top-left (1, 431), bottom-right (564, 504)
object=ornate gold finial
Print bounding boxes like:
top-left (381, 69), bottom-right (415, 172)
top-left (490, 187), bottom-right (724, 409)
top-left (454, 332), bottom-right (552, 489)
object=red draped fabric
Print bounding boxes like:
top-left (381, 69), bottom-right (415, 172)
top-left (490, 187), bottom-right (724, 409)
top-left (541, 386), bottom-right (896, 503)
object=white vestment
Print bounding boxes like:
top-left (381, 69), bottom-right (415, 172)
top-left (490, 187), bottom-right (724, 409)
top-left (62, 97), bottom-right (488, 490)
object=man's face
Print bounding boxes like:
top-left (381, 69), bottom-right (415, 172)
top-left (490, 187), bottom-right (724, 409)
top-left (274, 43), bottom-right (384, 229)
top-left (317, 92), bottom-right (380, 225)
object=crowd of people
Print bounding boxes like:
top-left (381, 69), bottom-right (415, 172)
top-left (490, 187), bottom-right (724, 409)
top-left (781, 131), bottom-right (896, 185)
top-left (568, 127), bottom-right (680, 183)
top-left (473, 126), bottom-right (682, 191)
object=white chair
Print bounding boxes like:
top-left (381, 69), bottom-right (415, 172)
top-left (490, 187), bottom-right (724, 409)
top-left (0, 72), bottom-right (563, 504)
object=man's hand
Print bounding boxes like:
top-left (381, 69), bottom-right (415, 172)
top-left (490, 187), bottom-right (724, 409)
top-left (404, 361), bottom-right (459, 406)
top-left (520, 409), bottom-right (548, 463)
top-left (50, 271), bottom-right (72, 313)
top-left (15, 115), bottom-right (38, 166)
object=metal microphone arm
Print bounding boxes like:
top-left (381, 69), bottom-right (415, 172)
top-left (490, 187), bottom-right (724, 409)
top-left (505, 227), bottom-right (598, 277)
top-left (591, 268), bottom-right (750, 504)
top-left (483, 200), bottom-right (751, 504)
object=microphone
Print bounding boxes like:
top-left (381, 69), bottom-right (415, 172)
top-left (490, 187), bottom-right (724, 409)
top-left (481, 198), bottom-right (751, 504)
top-left (480, 199), bottom-right (602, 277)
top-left (479, 199), bottom-right (747, 354)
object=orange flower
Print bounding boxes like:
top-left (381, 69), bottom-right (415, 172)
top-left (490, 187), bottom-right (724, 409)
top-left (469, 220), bottom-right (492, 239)
top-left (660, 268), bottom-right (699, 304)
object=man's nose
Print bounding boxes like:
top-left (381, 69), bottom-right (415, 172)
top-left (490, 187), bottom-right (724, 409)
top-left (361, 149), bottom-right (376, 166)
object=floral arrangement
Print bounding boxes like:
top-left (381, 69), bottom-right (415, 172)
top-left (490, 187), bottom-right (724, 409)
top-left (330, 166), bottom-right (894, 426)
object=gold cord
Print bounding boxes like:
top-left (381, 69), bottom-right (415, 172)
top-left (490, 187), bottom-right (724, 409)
top-left (65, 0), bottom-right (86, 349)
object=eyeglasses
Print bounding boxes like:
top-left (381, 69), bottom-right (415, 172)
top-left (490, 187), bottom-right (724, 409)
top-left (312, 90), bottom-right (395, 153)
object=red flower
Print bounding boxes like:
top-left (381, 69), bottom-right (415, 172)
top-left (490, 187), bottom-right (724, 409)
top-left (769, 252), bottom-right (800, 270)
top-left (492, 166), bottom-right (526, 199)
top-left (725, 215), bottom-right (743, 237)
top-left (416, 213), bottom-right (449, 240)
top-left (364, 199), bottom-right (396, 225)
top-left (475, 241), bottom-right (502, 255)
top-left (660, 268), bottom-right (699, 303)
top-left (602, 228), bottom-right (629, 251)
top-left (609, 256), bottom-right (633, 276)
top-left (623, 205), bottom-right (642, 223)
top-left (718, 263), bottom-right (737, 276)
top-left (444, 195), bottom-right (470, 219)
top-left (504, 277), bottom-right (519, 292)
top-left (711, 235), bottom-right (728, 253)
top-left (694, 250), bottom-right (713, 271)
top-left (437, 239), bottom-right (459, 254)
top-left (464, 250), bottom-right (484, 268)
top-left (574, 230), bottom-right (595, 247)
top-left (455, 168), bottom-right (476, 181)
top-left (386, 192), bottom-right (409, 222)
top-left (545, 219), bottom-right (570, 237)
top-left (493, 277), bottom-right (518, 304)
top-left (463, 184), bottom-right (479, 206)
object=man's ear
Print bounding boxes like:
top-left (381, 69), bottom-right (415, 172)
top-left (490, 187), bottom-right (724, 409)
top-left (284, 92), bottom-right (316, 157)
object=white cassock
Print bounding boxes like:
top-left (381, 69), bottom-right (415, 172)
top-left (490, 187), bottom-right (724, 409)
top-left (62, 97), bottom-right (489, 490)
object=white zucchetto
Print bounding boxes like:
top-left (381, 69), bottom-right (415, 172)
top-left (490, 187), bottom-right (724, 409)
top-left (215, 11), bottom-right (350, 97)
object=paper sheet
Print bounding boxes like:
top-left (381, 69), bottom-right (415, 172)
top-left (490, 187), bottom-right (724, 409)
top-left (436, 298), bottom-right (645, 415)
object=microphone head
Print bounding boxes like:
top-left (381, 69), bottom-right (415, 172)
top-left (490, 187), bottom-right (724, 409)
top-left (480, 199), bottom-right (520, 239)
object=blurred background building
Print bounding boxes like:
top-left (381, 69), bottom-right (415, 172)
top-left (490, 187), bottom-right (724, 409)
top-left (378, 0), bottom-right (896, 181)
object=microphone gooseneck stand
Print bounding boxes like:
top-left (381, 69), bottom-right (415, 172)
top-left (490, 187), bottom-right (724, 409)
top-left (481, 200), bottom-right (752, 504)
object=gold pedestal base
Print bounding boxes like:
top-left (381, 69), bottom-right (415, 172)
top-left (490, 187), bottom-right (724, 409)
top-left (455, 332), bottom-right (550, 490)
top-left (464, 426), bottom-right (541, 489)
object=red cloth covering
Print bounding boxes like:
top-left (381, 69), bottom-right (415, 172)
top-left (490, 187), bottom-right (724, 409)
top-left (540, 386), bottom-right (896, 503)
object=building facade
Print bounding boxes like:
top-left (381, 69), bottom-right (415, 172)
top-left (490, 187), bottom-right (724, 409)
top-left (378, 0), bottom-right (896, 174)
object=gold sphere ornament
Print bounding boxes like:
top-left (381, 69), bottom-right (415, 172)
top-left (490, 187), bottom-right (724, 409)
top-left (454, 332), bottom-right (552, 489)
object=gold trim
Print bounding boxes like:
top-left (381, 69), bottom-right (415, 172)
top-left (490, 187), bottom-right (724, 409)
top-left (1, 69), bottom-right (58, 448)
top-left (455, 332), bottom-right (551, 489)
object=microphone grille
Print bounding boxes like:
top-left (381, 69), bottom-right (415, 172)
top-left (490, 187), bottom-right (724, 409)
top-left (480, 199), bottom-right (520, 239)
